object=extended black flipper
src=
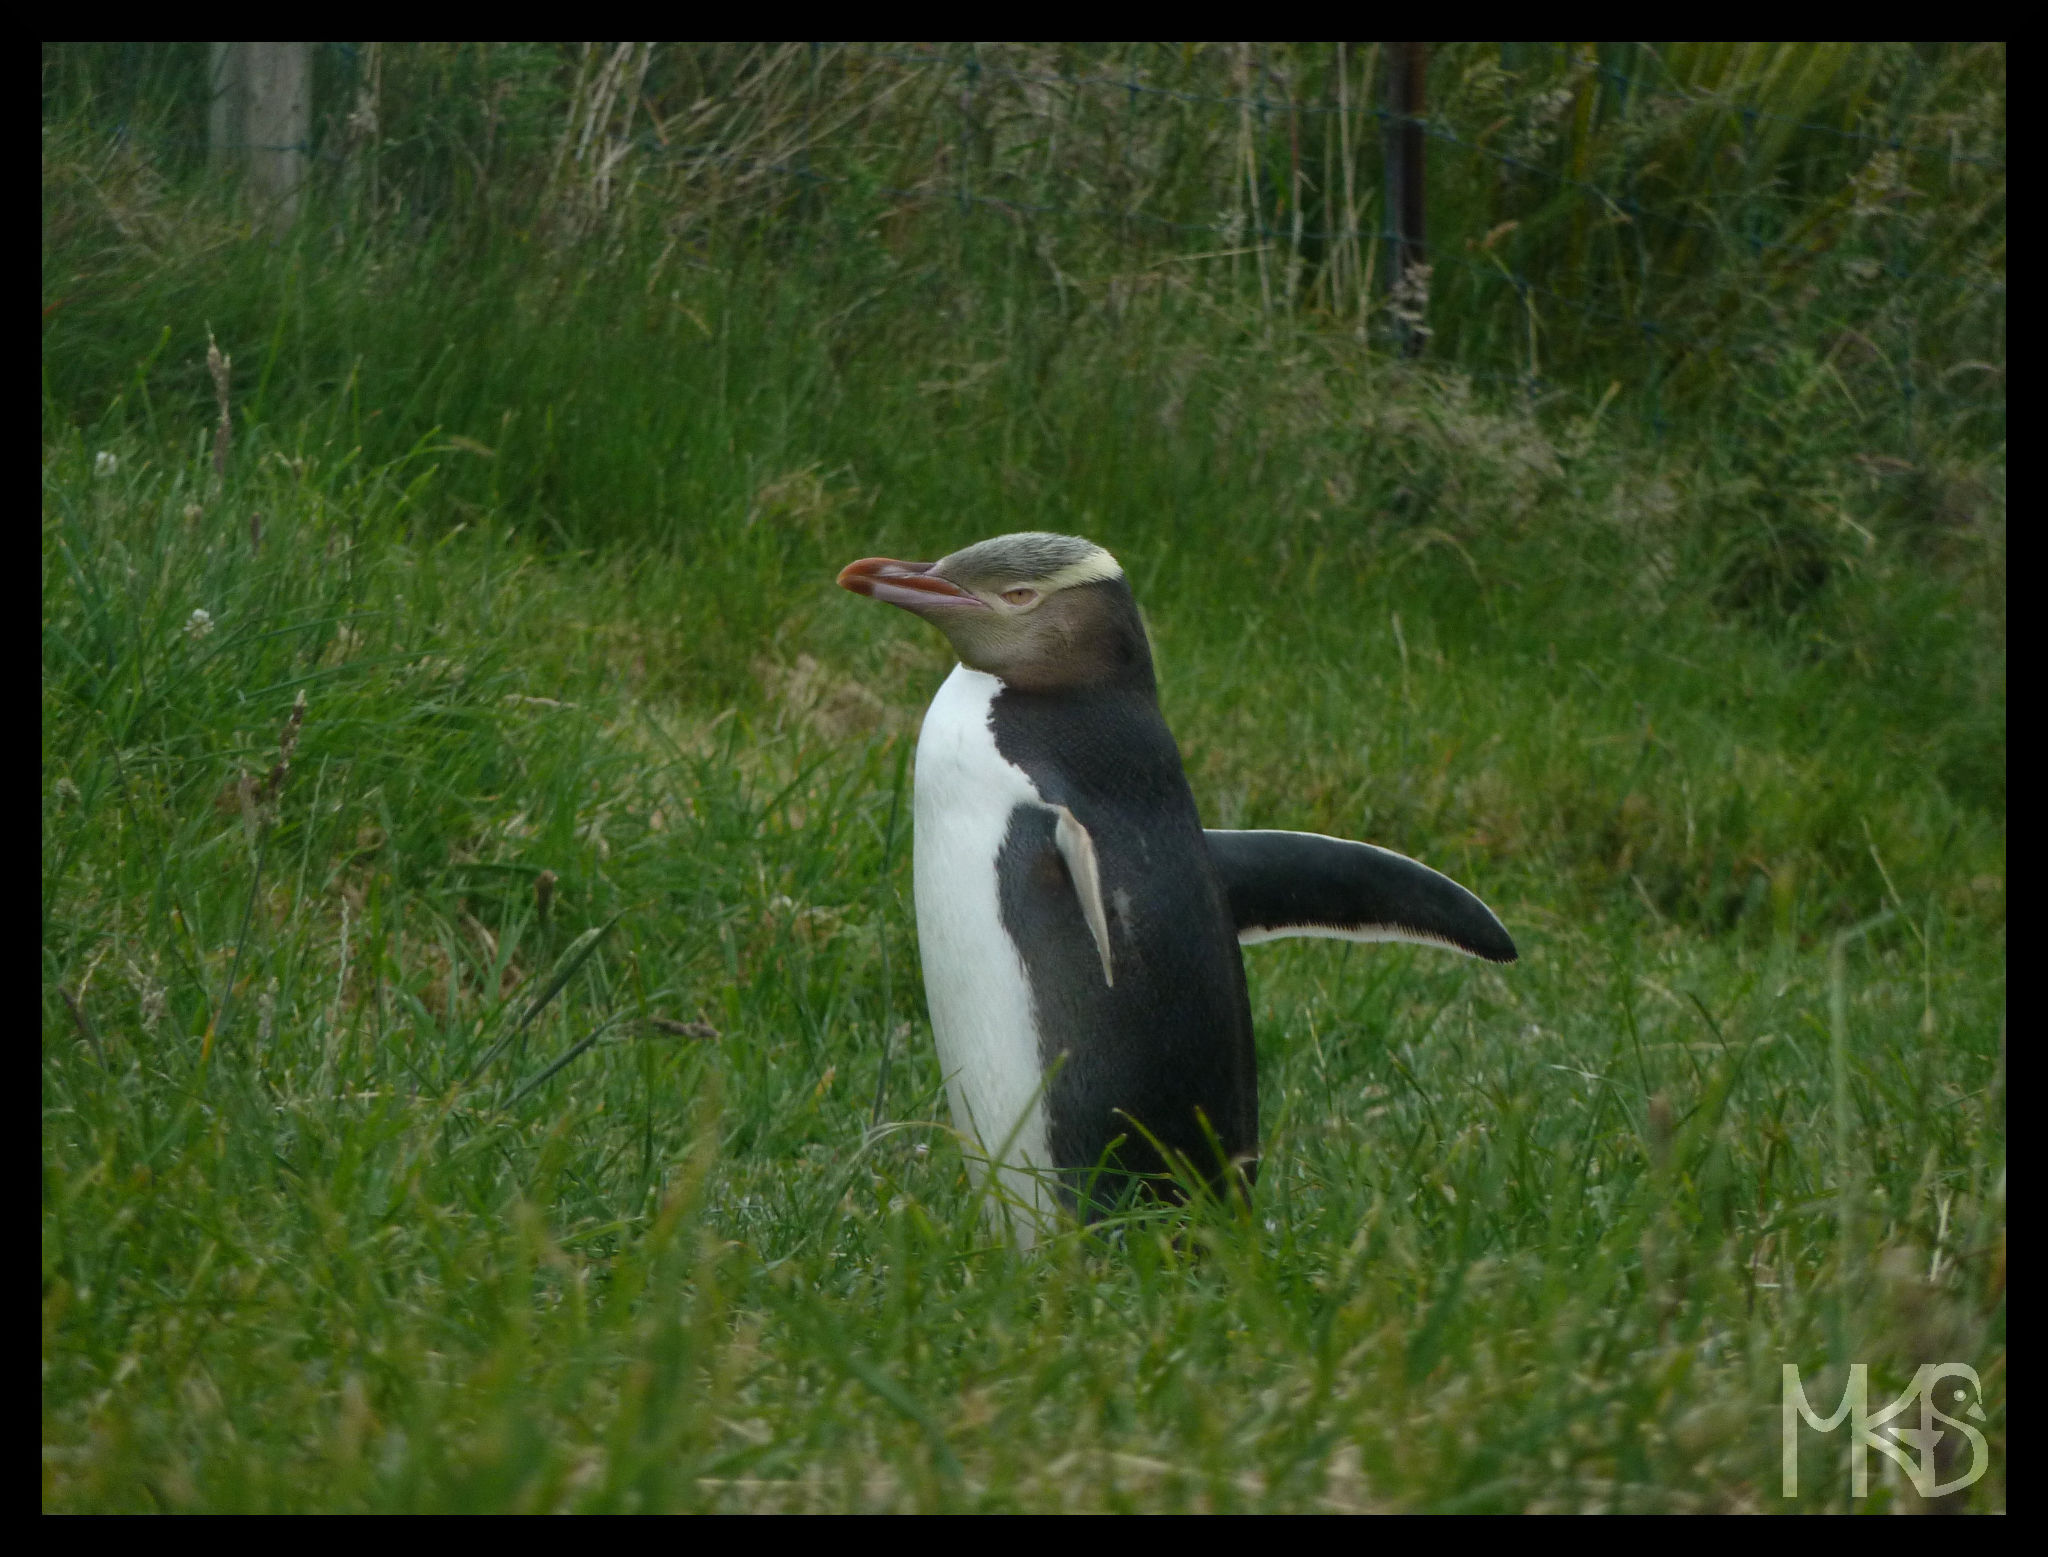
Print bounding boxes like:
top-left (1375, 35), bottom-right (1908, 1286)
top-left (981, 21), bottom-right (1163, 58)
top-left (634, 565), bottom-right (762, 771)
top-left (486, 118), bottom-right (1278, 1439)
top-left (1206, 829), bottom-right (1517, 964)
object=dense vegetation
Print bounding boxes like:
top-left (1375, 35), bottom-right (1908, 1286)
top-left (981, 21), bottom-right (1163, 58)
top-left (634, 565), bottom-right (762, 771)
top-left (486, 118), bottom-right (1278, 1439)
top-left (44, 43), bottom-right (2002, 1511)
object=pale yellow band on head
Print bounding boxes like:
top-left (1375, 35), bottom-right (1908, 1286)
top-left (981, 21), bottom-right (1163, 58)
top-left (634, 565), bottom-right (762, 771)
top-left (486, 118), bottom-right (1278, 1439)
top-left (1032, 547), bottom-right (1123, 592)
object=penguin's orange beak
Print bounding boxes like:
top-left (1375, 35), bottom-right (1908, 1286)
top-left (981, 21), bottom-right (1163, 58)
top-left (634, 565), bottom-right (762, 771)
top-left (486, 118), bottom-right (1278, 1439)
top-left (836, 557), bottom-right (989, 612)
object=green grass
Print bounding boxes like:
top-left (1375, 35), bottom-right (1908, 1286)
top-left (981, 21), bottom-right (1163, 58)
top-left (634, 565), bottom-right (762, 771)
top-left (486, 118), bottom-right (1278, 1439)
top-left (42, 376), bottom-right (2002, 1509)
top-left (43, 58), bottom-right (2002, 1507)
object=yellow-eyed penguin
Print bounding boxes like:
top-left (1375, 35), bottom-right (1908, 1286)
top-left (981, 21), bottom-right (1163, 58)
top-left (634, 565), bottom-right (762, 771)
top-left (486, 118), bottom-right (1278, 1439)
top-left (838, 532), bottom-right (1514, 1245)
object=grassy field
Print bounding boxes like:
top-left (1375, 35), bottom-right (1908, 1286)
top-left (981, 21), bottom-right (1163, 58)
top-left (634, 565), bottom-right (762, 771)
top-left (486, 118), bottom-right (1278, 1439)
top-left (44, 45), bottom-right (2002, 1512)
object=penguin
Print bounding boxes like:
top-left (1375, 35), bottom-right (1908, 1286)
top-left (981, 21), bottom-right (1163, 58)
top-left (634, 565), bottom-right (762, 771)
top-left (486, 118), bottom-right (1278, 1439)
top-left (838, 532), bottom-right (1515, 1246)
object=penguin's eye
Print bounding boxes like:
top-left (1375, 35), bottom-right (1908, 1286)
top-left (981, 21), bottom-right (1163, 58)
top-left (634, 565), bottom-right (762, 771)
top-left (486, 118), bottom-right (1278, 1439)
top-left (999, 587), bottom-right (1040, 608)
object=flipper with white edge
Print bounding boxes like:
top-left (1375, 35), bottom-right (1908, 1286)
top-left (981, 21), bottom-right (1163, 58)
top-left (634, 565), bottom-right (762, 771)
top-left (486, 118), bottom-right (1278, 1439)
top-left (1206, 829), bottom-right (1516, 964)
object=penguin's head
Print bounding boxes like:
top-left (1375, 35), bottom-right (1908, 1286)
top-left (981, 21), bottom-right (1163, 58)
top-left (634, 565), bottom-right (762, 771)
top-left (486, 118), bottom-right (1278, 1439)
top-left (838, 531), bottom-right (1152, 692)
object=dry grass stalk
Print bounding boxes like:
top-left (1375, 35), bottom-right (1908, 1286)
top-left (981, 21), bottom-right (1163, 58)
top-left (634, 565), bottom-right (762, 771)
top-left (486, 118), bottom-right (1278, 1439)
top-left (261, 689), bottom-right (306, 804)
top-left (549, 43), bottom-right (655, 235)
top-left (206, 331), bottom-right (231, 484)
top-left (647, 1015), bottom-right (720, 1040)
top-left (60, 986), bottom-right (107, 1068)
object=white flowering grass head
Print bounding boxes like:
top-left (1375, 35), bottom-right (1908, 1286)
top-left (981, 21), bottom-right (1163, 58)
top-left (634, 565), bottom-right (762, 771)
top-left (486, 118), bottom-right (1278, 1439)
top-left (94, 451), bottom-right (119, 478)
top-left (185, 608), bottom-right (215, 640)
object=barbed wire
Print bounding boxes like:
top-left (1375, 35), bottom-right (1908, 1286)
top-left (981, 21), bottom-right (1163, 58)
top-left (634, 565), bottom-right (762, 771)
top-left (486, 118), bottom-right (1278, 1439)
top-left (111, 125), bottom-right (340, 162)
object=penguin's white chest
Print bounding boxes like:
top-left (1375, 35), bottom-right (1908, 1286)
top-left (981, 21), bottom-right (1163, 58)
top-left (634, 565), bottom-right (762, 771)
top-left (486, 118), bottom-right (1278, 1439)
top-left (912, 663), bottom-right (1054, 1242)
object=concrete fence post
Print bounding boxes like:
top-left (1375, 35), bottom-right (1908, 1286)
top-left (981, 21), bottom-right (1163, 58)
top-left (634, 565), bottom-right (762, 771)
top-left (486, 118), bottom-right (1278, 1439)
top-left (209, 42), bottom-right (311, 231)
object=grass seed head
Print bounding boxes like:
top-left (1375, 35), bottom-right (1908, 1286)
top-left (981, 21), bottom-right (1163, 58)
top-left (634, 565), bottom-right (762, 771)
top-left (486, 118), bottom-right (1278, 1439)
top-left (206, 331), bottom-right (232, 481)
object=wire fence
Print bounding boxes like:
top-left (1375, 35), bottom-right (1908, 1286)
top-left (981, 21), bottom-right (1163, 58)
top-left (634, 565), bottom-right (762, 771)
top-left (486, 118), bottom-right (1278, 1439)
top-left (171, 44), bottom-right (2006, 173)
top-left (51, 42), bottom-right (2007, 442)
